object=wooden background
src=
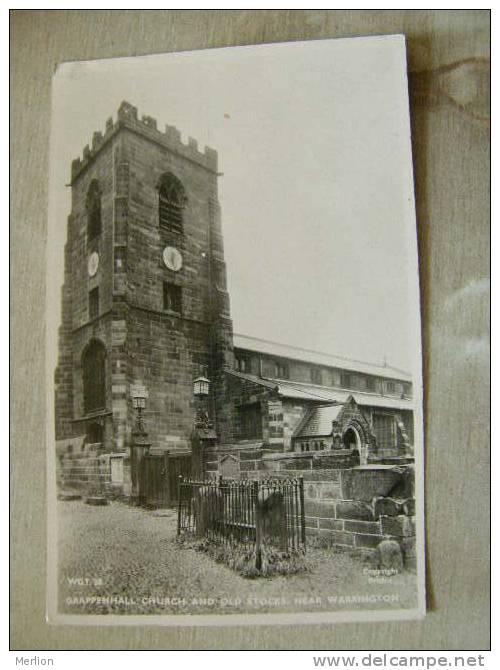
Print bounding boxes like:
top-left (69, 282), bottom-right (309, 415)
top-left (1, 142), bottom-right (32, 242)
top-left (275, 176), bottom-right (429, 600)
top-left (10, 10), bottom-right (490, 650)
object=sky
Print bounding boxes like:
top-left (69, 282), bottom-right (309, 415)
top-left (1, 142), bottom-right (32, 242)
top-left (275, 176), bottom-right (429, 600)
top-left (47, 36), bottom-right (420, 376)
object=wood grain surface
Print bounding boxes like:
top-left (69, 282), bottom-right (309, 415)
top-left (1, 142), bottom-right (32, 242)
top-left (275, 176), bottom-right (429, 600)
top-left (10, 10), bottom-right (490, 650)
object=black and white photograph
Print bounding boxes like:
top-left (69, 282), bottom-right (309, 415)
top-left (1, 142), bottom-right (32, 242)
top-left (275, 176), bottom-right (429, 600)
top-left (45, 35), bottom-right (425, 625)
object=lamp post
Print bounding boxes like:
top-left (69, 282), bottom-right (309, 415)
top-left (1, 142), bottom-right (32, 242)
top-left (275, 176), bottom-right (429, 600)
top-left (191, 373), bottom-right (215, 478)
top-left (130, 384), bottom-right (150, 504)
top-left (193, 375), bottom-right (212, 429)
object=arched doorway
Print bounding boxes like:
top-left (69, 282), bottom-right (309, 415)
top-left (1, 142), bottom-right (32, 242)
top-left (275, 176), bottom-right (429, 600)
top-left (343, 426), bottom-right (361, 466)
top-left (82, 339), bottom-right (106, 414)
top-left (343, 426), bottom-right (360, 450)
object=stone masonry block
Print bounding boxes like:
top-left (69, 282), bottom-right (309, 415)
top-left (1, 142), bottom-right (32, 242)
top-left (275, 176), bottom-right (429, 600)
top-left (373, 497), bottom-right (400, 519)
top-left (341, 467), bottom-right (406, 502)
top-left (336, 500), bottom-right (374, 521)
top-left (300, 470), bottom-right (341, 482)
top-left (318, 518), bottom-right (344, 531)
top-left (305, 516), bottom-right (320, 529)
top-left (312, 454), bottom-right (352, 469)
top-left (402, 498), bottom-right (416, 516)
top-left (319, 530), bottom-right (355, 546)
top-left (258, 459), bottom-right (278, 471)
top-left (318, 483), bottom-right (342, 499)
top-left (304, 500), bottom-right (336, 519)
top-left (344, 519), bottom-right (382, 535)
top-left (280, 458), bottom-right (312, 470)
top-left (380, 515), bottom-right (416, 537)
top-left (305, 483), bottom-right (318, 499)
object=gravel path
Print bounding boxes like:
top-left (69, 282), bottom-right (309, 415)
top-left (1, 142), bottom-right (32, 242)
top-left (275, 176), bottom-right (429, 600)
top-left (58, 499), bottom-right (417, 616)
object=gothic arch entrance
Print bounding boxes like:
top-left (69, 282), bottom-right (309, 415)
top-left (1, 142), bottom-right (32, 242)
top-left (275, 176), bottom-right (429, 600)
top-left (342, 425), bottom-right (362, 465)
top-left (343, 426), bottom-right (361, 450)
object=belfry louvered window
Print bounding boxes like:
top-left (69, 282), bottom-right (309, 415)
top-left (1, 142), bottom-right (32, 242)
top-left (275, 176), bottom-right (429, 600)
top-left (86, 180), bottom-right (102, 241)
top-left (158, 172), bottom-right (187, 234)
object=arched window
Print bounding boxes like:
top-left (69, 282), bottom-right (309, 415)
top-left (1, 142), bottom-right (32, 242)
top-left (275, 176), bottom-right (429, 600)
top-left (157, 172), bottom-right (187, 234)
top-left (82, 340), bottom-right (106, 414)
top-left (86, 180), bottom-right (102, 241)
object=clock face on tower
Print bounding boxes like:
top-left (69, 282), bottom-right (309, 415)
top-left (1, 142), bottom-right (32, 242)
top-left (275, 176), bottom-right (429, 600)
top-left (163, 246), bottom-right (183, 272)
top-left (87, 251), bottom-right (99, 277)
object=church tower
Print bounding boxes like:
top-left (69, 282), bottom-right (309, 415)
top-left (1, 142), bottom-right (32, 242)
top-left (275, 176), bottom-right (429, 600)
top-left (54, 102), bottom-right (233, 468)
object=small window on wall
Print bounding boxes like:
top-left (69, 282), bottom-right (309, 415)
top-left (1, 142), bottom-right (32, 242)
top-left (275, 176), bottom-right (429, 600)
top-left (238, 404), bottom-right (262, 439)
top-left (86, 180), bottom-right (102, 241)
top-left (276, 361), bottom-right (289, 379)
top-left (372, 413), bottom-right (396, 449)
top-left (311, 367), bottom-right (322, 385)
top-left (330, 371), bottom-right (341, 388)
top-left (366, 377), bottom-right (377, 392)
top-left (163, 282), bottom-right (182, 314)
top-left (386, 381), bottom-right (396, 394)
top-left (158, 172), bottom-right (187, 234)
top-left (357, 376), bottom-right (367, 390)
top-left (89, 287), bottom-right (99, 320)
top-left (235, 354), bottom-right (252, 374)
top-left (341, 372), bottom-right (352, 388)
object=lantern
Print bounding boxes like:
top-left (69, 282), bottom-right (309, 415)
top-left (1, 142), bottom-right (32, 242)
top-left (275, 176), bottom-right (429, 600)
top-left (193, 375), bottom-right (210, 397)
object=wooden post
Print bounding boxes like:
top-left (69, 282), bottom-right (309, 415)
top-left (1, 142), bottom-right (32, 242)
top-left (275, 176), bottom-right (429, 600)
top-left (253, 480), bottom-right (262, 570)
top-left (299, 475), bottom-right (306, 551)
top-left (176, 475), bottom-right (183, 536)
top-left (163, 451), bottom-right (170, 506)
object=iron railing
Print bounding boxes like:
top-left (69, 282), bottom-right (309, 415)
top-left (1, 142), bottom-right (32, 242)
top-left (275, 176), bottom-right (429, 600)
top-left (177, 476), bottom-right (306, 555)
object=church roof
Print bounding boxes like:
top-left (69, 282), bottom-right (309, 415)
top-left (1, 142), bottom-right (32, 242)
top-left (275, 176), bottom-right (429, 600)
top-left (294, 404), bottom-right (344, 438)
top-left (233, 333), bottom-right (411, 382)
top-left (225, 370), bottom-right (414, 410)
top-left (270, 378), bottom-right (414, 410)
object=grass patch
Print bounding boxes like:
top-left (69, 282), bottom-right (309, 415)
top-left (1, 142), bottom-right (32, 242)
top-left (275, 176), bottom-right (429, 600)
top-left (177, 533), bottom-right (308, 578)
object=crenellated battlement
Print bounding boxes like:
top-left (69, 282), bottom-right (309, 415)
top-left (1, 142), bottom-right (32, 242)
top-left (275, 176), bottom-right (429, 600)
top-left (70, 100), bottom-right (218, 182)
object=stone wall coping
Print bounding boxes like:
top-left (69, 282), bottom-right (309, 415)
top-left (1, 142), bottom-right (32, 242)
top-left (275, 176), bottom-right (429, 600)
top-left (352, 464), bottom-right (413, 471)
top-left (217, 442), bottom-right (264, 452)
top-left (262, 448), bottom-right (353, 461)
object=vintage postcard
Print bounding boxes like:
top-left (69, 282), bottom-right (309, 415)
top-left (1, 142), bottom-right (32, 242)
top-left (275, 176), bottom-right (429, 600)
top-left (46, 35), bottom-right (425, 626)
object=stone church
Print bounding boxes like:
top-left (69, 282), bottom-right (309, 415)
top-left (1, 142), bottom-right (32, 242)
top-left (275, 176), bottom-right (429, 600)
top-left (55, 102), bottom-right (415, 503)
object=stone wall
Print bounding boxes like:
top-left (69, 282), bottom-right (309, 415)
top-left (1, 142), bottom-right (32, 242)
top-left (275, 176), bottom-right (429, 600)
top-left (201, 447), bottom-right (416, 566)
top-left (56, 435), bottom-right (131, 498)
top-left (300, 468), bottom-right (416, 565)
top-left (57, 444), bottom-right (111, 493)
